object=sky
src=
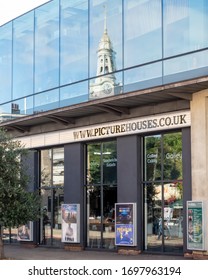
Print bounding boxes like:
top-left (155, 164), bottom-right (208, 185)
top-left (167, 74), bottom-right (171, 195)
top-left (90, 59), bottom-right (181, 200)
top-left (0, 0), bottom-right (51, 26)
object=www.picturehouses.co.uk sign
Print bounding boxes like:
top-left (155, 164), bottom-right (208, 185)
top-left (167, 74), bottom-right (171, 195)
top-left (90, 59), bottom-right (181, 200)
top-left (72, 110), bottom-right (190, 141)
top-left (19, 110), bottom-right (191, 148)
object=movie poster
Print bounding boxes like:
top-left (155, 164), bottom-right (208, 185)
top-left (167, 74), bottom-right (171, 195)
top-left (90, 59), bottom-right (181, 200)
top-left (61, 204), bottom-right (80, 243)
top-left (115, 203), bottom-right (137, 246)
top-left (187, 201), bottom-right (205, 250)
top-left (17, 222), bottom-right (33, 241)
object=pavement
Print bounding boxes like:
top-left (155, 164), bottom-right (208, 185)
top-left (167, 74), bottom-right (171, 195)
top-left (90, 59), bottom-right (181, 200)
top-left (3, 244), bottom-right (189, 260)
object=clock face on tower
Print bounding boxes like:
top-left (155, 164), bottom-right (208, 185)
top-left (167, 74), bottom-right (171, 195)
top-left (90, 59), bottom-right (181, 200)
top-left (102, 82), bottom-right (113, 95)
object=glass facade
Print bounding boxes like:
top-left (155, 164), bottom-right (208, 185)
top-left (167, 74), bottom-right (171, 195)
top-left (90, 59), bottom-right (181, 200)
top-left (143, 132), bottom-right (183, 253)
top-left (86, 141), bottom-right (117, 249)
top-left (1, 0), bottom-right (208, 119)
top-left (40, 147), bottom-right (64, 247)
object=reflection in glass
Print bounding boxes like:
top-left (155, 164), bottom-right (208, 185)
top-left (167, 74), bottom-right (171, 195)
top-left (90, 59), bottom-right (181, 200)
top-left (40, 188), bottom-right (64, 246)
top-left (86, 141), bottom-right (117, 249)
top-left (60, 82), bottom-right (88, 108)
top-left (124, 0), bottom-right (162, 68)
top-left (103, 141), bottom-right (117, 185)
top-left (40, 148), bottom-right (64, 247)
top-left (34, 0), bottom-right (59, 92)
top-left (41, 148), bottom-right (64, 188)
top-left (163, 0), bottom-right (208, 57)
top-left (0, 23), bottom-right (12, 104)
top-left (103, 186), bottom-right (116, 249)
top-left (13, 12), bottom-right (34, 99)
top-left (163, 133), bottom-right (182, 180)
top-left (87, 186), bottom-right (101, 248)
top-left (144, 132), bottom-right (183, 253)
top-left (0, 97), bottom-right (34, 123)
top-left (144, 183), bottom-right (162, 251)
top-left (34, 89), bottom-right (59, 113)
top-left (90, 0), bottom-right (122, 77)
top-left (124, 62), bottom-right (162, 93)
top-left (164, 50), bottom-right (208, 84)
top-left (60, 0), bottom-right (88, 86)
top-left (53, 148), bottom-right (64, 187)
top-left (89, 0), bottom-right (122, 100)
top-left (87, 143), bottom-right (101, 185)
top-left (89, 72), bottom-right (123, 100)
top-left (41, 149), bottom-right (52, 188)
top-left (144, 135), bottom-right (161, 181)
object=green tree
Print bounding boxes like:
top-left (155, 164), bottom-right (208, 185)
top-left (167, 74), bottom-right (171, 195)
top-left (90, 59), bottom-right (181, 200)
top-left (0, 128), bottom-right (40, 259)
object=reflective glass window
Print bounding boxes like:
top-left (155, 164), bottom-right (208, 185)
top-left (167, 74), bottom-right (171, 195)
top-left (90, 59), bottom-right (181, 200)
top-left (164, 50), bottom-right (208, 84)
top-left (60, 0), bottom-right (88, 86)
top-left (89, 0), bottom-right (122, 78)
top-left (0, 23), bottom-right (12, 104)
top-left (124, 0), bottom-right (162, 68)
top-left (13, 12), bottom-right (34, 99)
top-left (86, 141), bottom-right (117, 250)
top-left (163, 0), bottom-right (208, 57)
top-left (144, 135), bottom-right (162, 182)
top-left (53, 148), bottom-right (64, 187)
top-left (89, 72), bottom-right (123, 100)
top-left (87, 143), bottom-right (101, 185)
top-left (13, 96), bottom-right (34, 116)
top-left (60, 81), bottom-right (88, 108)
top-left (124, 62), bottom-right (162, 93)
top-left (143, 132), bottom-right (183, 253)
top-left (34, 0), bottom-right (59, 93)
top-left (40, 148), bottom-right (64, 247)
top-left (103, 141), bottom-right (117, 185)
top-left (0, 98), bottom-right (33, 123)
top-left (34, 89), bottom-right (59, 113)
top-left (0, 103), bottom-right (12, 123)
top-left (163, 133), bottom-right (182, 181)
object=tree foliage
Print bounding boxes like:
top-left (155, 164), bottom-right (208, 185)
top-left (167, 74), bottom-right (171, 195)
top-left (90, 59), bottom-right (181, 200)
top-left (0, 128), bottom-right (40, 258)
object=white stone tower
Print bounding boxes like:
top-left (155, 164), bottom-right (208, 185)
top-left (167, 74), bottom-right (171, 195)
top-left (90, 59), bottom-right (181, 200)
top-left (90, 7), bottom-right (117, 99)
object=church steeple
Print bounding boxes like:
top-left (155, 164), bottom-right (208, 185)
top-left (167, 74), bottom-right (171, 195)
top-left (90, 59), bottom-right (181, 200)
top-left (90, 6), bottom-right (117, 99)
top-left (96, 6), bottom-right (116, 76)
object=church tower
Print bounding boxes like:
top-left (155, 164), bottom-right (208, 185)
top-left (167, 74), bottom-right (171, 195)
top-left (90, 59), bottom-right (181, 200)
top-left (90, 8), bottom-right (117, 99)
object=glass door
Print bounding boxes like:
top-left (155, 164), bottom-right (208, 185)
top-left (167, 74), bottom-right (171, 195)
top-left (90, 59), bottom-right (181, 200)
top-left (40, 148), bottom-right (64, 247)
top-left (144, 132), bottom-right (183, 253)
top-left (40, 188), bottom-right (64, 246)
top-left (86, 141), bottom-right (117, 249)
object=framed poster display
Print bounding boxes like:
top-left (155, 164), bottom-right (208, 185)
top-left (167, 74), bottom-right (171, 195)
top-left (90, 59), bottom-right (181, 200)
top-left (61, 204), bottom-right (80, 243)
top-left (115, 203), bottom-right (137, 246)
top-left (187, 201), bottom-right (205, 250)
top-left (17, 221), bottom-right (33, 241)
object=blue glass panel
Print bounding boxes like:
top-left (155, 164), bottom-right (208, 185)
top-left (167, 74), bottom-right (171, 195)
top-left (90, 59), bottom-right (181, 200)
top-left (0, 23), bottom-right (12, 104)
top-left (34, 89), bottom-right (59, 113)
top-left (0, 103), bottom-right (11, 123)
top-left (60, 0), bottom-right (88, 86)
top-left (14, 96), bottom-right (34, 116)
top-left (163, 0), bottom-right (208, 57)
top-left (90, 0), bottom-right (122, 78)
top-left (34, 0), bottom-right (59, 92)
top-left (124, 0), bottom-right (162, 68)
top-left (0, 99), bottom-right (32, 122)
top-left (164, 50), bottom-right (208, 84)
top-left (60, 81), bottom-right (88, 107)
top-left (124, 62), bottom-right (162, 93)
top-left (13, 11), bottom-right (34, 99)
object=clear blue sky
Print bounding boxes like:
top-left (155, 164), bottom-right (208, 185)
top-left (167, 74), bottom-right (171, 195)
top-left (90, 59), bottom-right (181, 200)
top-left (0, 0), bottom-right (50, 26)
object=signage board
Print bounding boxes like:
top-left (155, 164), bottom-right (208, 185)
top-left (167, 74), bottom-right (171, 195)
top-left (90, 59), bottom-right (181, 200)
top-left (187, 201), bottom-right (205, 250)
top-left (115, 203), bottom-right (137, 246)
top-left (61, 204), bottom-right (80, 243)
top-left (17, 221), bottom-right (33, 241)
top-left (18, 110), bottom-right (191, 149)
